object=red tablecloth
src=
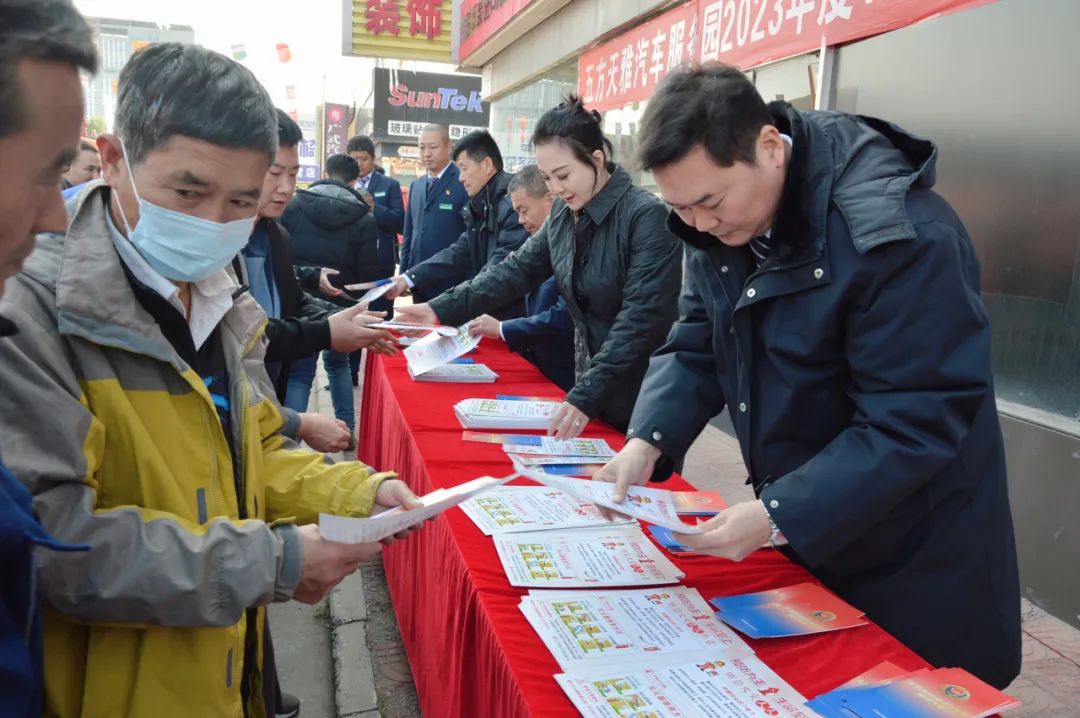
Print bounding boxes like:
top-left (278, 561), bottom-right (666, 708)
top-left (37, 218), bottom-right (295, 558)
top-left (359, 344), bottom-right (929, 718)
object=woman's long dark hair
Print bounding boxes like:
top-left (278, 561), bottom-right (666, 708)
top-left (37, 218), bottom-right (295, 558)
top-left (531, 94), bottom-right (614, 183)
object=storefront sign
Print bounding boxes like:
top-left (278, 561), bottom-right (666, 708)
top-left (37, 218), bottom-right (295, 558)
top-left (579, 1), bottom-right (699, 112)
top-left (373, 67), bottom-right (491, 142)
top-left (297, 118), bottom-right (320, 183)
top-left (342, 0), bottom-right (454, 62)
top-left (579, 0), bottom-right (995, 112)
top-left (323, 103), bottom-right (351, 163)
top-left (697, 0), bottom-right (995, 71)
top-left (458, 0), bottom-right (538, 61)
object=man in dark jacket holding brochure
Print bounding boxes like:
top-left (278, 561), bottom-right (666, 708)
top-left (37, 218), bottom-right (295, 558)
top-left (597, 64), bottom-right (1021, 688)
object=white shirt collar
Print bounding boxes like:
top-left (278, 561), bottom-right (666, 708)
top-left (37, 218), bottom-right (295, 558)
top-left (429, 162), bottom-right (451, 181)
top-left (105, 204), bottom-right (237, 350)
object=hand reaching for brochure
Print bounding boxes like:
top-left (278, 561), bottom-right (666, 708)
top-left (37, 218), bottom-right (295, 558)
top-left (548, 402), bottom-right (590, 440)
top-left (678, 500), bottom-right (772, 561)
top-left (467, 314), bottom-right (501, 340)
top-left (371, 479), bottom-right (434, 544)
top-left (294, 524), bottom-right (381, 604)
top-left (319, 267), bottom-right (343, 298)
top-left (328, 304), bottom-right (394, 353)
top-left (593, 438), bottom-right (661, 520)
top-left (384, 275), bottom-right (411, 300)
top-left (392, 303), bottom-right (440, 334)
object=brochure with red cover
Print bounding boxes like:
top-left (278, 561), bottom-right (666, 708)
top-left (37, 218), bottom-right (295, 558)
top-left (671, 491), bottom-right (727, 515)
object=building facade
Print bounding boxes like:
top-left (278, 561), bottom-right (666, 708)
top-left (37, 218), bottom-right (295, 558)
top-left (83, 17), bottom-right (196, 131)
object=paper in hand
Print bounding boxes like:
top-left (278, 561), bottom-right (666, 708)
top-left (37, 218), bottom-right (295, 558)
top-left (514, 464), bottom-right (706, 534)
top-left (318, 475), bottom-right (514, 544)
top-left (403, 324), bottom-right (481, 376)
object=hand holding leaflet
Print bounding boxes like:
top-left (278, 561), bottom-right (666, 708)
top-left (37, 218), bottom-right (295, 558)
top-left (513, 465), bottom-right (706, 534)
top-left (342, 278), bottom-right (395, 305)
top-left (319, 475), bottom-right (514, 544)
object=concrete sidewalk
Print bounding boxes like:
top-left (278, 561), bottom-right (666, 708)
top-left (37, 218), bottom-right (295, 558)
top-left (269, 369), bottom-right (1080, 717)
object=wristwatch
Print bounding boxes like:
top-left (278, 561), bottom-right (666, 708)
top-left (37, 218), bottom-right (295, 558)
top-left (760, 500), bottom-right (788, 548)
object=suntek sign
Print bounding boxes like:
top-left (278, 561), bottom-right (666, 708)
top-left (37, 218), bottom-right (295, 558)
top-left (374, 68), bottom-right (491, 141)
top-left (388, 83), bottom-right (484, 114)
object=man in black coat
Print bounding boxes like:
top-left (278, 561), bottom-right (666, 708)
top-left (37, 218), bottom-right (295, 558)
top-left (387, 130), bottom-right (529, 319)
top-left (599, 65), bottom-right (1021, 688)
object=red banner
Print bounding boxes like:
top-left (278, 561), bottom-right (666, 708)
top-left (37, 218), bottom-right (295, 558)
top-left (579, 1), bottom-right (700, 112)
top-left (579, 0), bottom-right (996, 112)
top-left (460, 0), bottom-right (539, 61)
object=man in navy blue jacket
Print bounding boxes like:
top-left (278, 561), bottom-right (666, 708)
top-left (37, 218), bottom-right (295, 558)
top-left (0, 2), bottom-right (97, 715)
top-left (400, 124), bottom-right (469, 302)
top-left (467, 166), bottom-right (574, 390)
top-left (603, 64), bottom-right (1021, 688)
top-left (348, 135), bottom-right (403, 305)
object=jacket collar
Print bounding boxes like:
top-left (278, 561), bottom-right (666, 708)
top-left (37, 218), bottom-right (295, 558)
top-left (42, 183), bottom-right (264, 370)
top-left (580, 163), bottom-right (632, 226)
top-left (468, 171), bottom-right (511, 214)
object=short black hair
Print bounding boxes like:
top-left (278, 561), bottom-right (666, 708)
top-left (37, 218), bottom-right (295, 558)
top-left (453, 130), bottom-right (503, 173)
top-left (507, 164), bottom-right (548, 199)
top-left (276, 108), bottom-right (303, 148)
top-left (531, 94), bottom-right (612, 180)
top-left (0, 0), bottom-right (98, 138)
top-left (637, 63), bottom-right (771, 171)
top-left (78, 138), bottom-right (98, 154)
top-left (115, 43), bottom-right (277, 166)
top-left (347, 135), bottom-right (375, 156)
top-left (325, 153), bottom-right (360, 184)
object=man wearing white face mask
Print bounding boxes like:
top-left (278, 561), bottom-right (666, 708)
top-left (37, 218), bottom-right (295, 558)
top-left (0, 43), bottom-right (424, 718)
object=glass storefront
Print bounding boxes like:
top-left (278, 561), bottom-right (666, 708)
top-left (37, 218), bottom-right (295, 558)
top-left (489, 59), bottom-right (578, 172)
top-left (834, 0), bottom-right (1080, 422)
top-left (601, 52), bottom-right (819, 196)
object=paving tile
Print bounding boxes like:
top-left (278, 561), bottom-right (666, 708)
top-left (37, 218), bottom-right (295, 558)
top-left (330, 572), bottom-right (367, 624)
top-left (332, 621), bottom-right (378, 715)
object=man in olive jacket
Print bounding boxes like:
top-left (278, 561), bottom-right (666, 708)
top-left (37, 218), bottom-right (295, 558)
top-left (599, 65), bottom-right (1020, 689)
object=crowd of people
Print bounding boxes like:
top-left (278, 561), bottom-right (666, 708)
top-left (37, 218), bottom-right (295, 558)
top-left (1, 0), bottom-right (1022, 716)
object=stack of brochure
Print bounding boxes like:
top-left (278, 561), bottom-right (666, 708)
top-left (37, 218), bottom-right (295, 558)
top-left (493, 526), bottom-right (683, 588)
top-left (556, 652), bottom-right (814, 718)
top-left (458, 485), bottom-right (635, 536)
top-left (407, 363), bottom-right (498, 383)
top-left (710, 583), bottom-right (869, 639)
top-left (453, 398), bottom-right (559, 430)
top-left (808, 661), bottom-right (1021, 717)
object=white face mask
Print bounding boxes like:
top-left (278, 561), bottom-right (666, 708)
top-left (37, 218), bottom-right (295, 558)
top-left (113, 140), bottom-right (255, 282)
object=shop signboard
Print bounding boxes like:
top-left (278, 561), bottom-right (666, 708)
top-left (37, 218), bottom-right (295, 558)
top-left (458, 0), bottom-right (539, 61)
top-left (323, 102), bottom-right (351, 163)
top-left (342, 0), bottom-right (453, 62)
top-left (579, 0), bottom-right (997, 112)
top-left (579, 1), bottom-right (699, 113)
top-left (298, 117), bottom-right (320, 183)
top-left (373, 67), bottom-right (490, 142)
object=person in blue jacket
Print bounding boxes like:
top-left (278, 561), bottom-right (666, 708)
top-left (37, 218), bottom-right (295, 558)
top-left (0, 2), bottom-right (98, 715)
top-left (348, 135), bottom-right (403, 300)
top-left (467, 165), bottom-right (574, 390)
top-left (600, 64), bottom-right (1021, 689)
top-left (400, 124), bottom-right (469, 302)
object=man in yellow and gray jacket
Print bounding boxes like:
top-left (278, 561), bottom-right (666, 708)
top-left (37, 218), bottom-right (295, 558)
top-left (0, 43), bottom-right (423, 717)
